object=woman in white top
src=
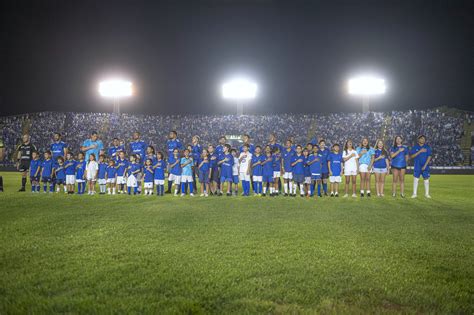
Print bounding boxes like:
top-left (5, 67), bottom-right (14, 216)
top-left (85, 153), bottom-right (99, 195)
top-left (342, 140), bottom-right (359, 197)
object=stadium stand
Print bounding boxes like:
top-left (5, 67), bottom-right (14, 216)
top-left (0, 108), bottom-right (471, 166)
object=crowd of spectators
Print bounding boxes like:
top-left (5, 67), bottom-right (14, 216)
top-left (0, 109), bottom-right (468, 166)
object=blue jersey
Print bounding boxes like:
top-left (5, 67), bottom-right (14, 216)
top-left (116, 158), bottom-right (129, 176)
top-left (153, 159), bottom-right (167, 180)
top-left (319, 148), bottom-right (330, 173)
top-left (168, 155), bottom-right (181, 175)
top-left (41, 159), bottom-right (53, 178)
top-left (215, 145), bottom-right (225, 160)
top-left (410, 144), bottom-right (432, 171)
top-left (98, 162), bottom-right (107, 179)
top-left (106, 165), bottom-right (117, 179)
top-left (328, 152), bottom-right (343, 176)
top-left (282, 149), bottom-right (295, 172)
top-left (239, 143), bottom-right (255, 154)
top-left (29, 159), bottom-right (42, 177)
top-left (198, 157), bottom-right (210, 173)
top-left (50, 141), bottom-right (68, 159)
top-left (191, 144), bottom-right (202, 164)
top-left (251, 154), bottom-right (265, 176)
top-left (272, 153), bottom-right (281, 172)
top-left (291, 154), bottom-right (305, 175)
top-left (262, 155), bottom-right (274, 177)
top-left (108, 145), bottom-right (124, 160)
top-left (75, 160), bottom-right (86, 179)
top-left (267, 142), bottom-right (283, 153)
top-left (374, 149), bottom-right (389, 169)
top-left (82, 139), bottom-right (104, 162)
top-left (128, 162), bottom-right (142, 177)
top-left (356, 147), bottom-right (375, 165)
top-left (181, 157), bottom-right (193, 176)
top-left (209, 152), bottom-right (219, 170)
top-left (307, 153), bottom-right (322, 175)
top-left (390, 145), bottom-right (409, 168)
top-left (143, 165), bottom-right (155, 183)
top-left (64, 159), bottom-right (76, 175)
top-left (130, 140), bottom-right (147, 162)
top-left (145, 154), bottom-right (157, 166)
top-left (54, 164), bottom-right (66, 180)
top-left (304, 157), bottom-right (311, 177)
top-left (219, 153), bottom-right (234, 178)
top-left (167, 139), bottom-right (183, 157)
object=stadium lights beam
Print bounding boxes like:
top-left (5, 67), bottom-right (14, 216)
top-left (348, 75), bottom-right (386, 113)
top-left (98, 79), bottom-right (133, 114)
top-left (221, 78), bottom-right (258, 115)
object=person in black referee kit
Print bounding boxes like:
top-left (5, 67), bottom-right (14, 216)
top-left (16, 134), bottom-right (37, 192)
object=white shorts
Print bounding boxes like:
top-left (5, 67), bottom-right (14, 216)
top-left (169, 174), bottom-right (181, 184)
top-left (344, 168), bottom-right (357, 176)
top-left (239, 173), bottom-right (250, 181)
top-left (359, 164), bottom-right (369, 173)
top-left (76, 179), bottom-right (85, 183)
top-left (98, 179), bottom-right (106, 185)
top-left (181, 175), bottom-right (193, 183)
top-left (330, 176), bottom-right (342, 183)
top-left (66, 175), bottom-right (75, 185)
top-left (106, 178), bottom-right (116, 184)
top-left (373, 168), bottom-right (388, 174)
top-left (252, 175), bottom-right (263, 182)
top-left (154, 179), bottom-right (165, 185)
top-left (273, 171), bottom-right (281, 178)
top-left (87, 175), bottom-right (97, 181)
top-left (144, 182), bottom-right (153, 189)
top-left (127, 175), bottom-right (137, 187)
top-left (304, 177), bottom-right (311, 184)
top-left (116, 176), bottom-right (126, 184)
top-left (283, 172), bottom-right (293, 180)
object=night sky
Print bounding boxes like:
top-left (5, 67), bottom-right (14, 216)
top-left (1, 0), bottom-right (473, 116)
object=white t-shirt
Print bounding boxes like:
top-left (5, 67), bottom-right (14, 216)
top-left (232, 157), bottom-right (239, 176)
top-left (343, 149), bottom-right (358, 171)
top-left (238, 152), bottom-right (252, 173)
top-left (86, 160), bottom-right (99, 178)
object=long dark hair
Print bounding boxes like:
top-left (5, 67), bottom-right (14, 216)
top-left (360, 137), bottom-right (370, 149)
top-left (392, 136), bottom-right (403, 149)
top-left (343, 139), bottom-right (354, 155)
top-left (375, 139), bottom-right (388, 157)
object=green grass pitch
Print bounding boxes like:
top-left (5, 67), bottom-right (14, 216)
top-left (0, 172), bottom-right (473, 314)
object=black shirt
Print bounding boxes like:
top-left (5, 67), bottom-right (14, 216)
top-left (17, 142), bottom-right (37, 161)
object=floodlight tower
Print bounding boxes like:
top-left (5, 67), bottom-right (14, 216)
top-left (348, 76), bottom-right (386, 113)
top-left (98, 79), bottom-right (133, 114)
top-left (221, 78), bottom-right (258, 115)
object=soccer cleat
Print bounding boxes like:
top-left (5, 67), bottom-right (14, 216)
top-left (367, 192), bottom-right (371, 197)
top-left (352, 194), bottom-right (357, 198)
top-left (181, 193), bottom-right (185, 197)
top-left (335, 193), bottom-right (339, 197)
top-left (425, 194), bottom-right (431, 198)
top-left (200, 193), bottom-right (204, 197)
top-left (18, 187), bottom-right (26, 192)
top-left (400, 194), bottom-right (405, 198)
top-left (392, 193), bottom-right (396, 197)
top-left (284, 193), bottom-right (288, 197)
top-left (330, 193), bottom-right (334, 197)
top-left (411, 194), bottom-right (417, 198)
top-left (190, 193), bottom-right (194, 197)
top-left (360, 193), bottom-right (364, 197)
top-left (343, 194), bottom-right (348, 198)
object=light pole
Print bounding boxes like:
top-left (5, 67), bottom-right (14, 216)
top-left (221, 78), bottom-right (258, 115)
top-left (348, 75), bottom-right (386, 113)
top-left (99, 79), bottom-right (133, 114)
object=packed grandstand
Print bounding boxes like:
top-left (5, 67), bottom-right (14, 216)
top-left (0, 108), bottom-right (472, 166)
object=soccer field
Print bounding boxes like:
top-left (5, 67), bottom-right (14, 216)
top-left (0, 172), bottom-right (473, 314)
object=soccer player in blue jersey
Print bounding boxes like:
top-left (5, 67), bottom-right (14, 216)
top-left (239, 134), bottom-right (255, 154)
top-left (115, 151), bottom-right (128, 194)
top-left (328, 144), bottom-right (343, 197)
top-left (130, 132), bottom-right (147, 193)
top-left (307, 145), bottom-right (323, 198)
top-left (143, 158), bottom-right (155, 195)
top-left (54, 156), bottom-right (67, 193)
top-left (318, 139), bottom-right (330, 196)
top-left (126, 155), bottom-right (142, 195)
top-left (410, 135), bottom-right (432, 198)
top-left (356, 138), bottom-right (375, 197)
top-left (282, 140), bottom-right (295, 196)
top-left (108, 138), bottom-right (123, 161)
top-left (75, 152), bottom-right (87, 195)
top-left (145, 146), bottom-right (157, 165)
top-left (168, 148), bottom-right (182, 196)
top-left (97, 154), bottom-right (107, 194)
top-left (251, 146), bottom-right (264, 196)
top-left (40, 151), bottom-right (54, 193)
top-left (29, 151), bottom-right (41, 193)
top-left (303, 149), bottom-right (312, 196)
top-left (198, 149), bottom-right (210, 197)
top-left (191, 136), bottom-right (202, 188)
top-left (218, 144), bottom-right (234, 196)
top-left (50, 132), bottom-right (68, 191)
top-left (291, 145), bottom-right (306, 197)
top-left (64, 152), bottom-right (76, 194)
top-left (106, 159), bottom-right (117, 195)
top-left (390, 135), bottom-right (409, 198)
top-left (373, 140), bottom-right (390, 197)
top-left (166, 131), bottom-right (183, 158)
top-left (272, 146), bottom-right (282, 195)
top-left (208, 145), bottom-right (219, 195)
top-left (153, 152), bottom-right (167, 196)
top-left (262, 149), bottom-right (274, 197)
top-left (268, 133), bottom-right (284, 192)
top-left (180, 149), bottom-right (194, 196)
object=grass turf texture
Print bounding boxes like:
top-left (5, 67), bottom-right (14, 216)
top-left (0, 172), bottom-right (473, 314)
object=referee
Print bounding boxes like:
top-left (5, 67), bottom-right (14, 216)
top-left (16, 134), bottom-right (37, 192)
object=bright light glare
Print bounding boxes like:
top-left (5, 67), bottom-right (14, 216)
top-left (222, 78), bottom-right (258, 100)
top-left (348, 76), bottom-right (386, 95)
top-left (99, 80), bottom-right (133, 97)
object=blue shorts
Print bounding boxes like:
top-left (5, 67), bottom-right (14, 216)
top-left (413, 168), bottom-right (430, 179)
top-left (321, 172), bottom-right (329, 179)
top-left (198, 170), bottom-right (210, 183)
top-left (55, 178), bottom-right (65, 185)
top-left (220, 176), bottom-right (233, 183)
top-left (263, 175), bottom-right (274, 183)
top-left (30, 176), bottom-right (40, 182)
top-left (293, 174), bottom-right (304, 184)
top-left (311, 174), bottom-right (322, 180)
top-left (42, 177), bottom-right (52, 183)
top-left (233, 175), bottom-right (239, 184)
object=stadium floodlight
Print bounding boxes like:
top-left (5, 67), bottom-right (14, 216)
top-left (347, 75), bottom-right (386, 113)
top-left (221, 78), bottom-right (258, 115)
top-left (98, 79), bottom-right (133, 114)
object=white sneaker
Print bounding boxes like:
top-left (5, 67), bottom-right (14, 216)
top-left (205, 193), bottom-right (209, 197)
top-left (174, 193), bottom-right (178, 196)
top-left (425, 194), bottom-right (431, 198)
top-left (411, 194), bottom-right (417, 198)
top-left (200, 193), bottom-right (204, 197)
top-left (180, 193), bottom-right (185, 197)
top-left (343, 194), bottom-right (348, 198)
top-left (352, 194), bottom-right (357, 198)
top-left (190, 193), bottom-right (194, 197)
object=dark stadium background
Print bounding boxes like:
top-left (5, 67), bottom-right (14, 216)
top-left (1, 0), bottom-right (473, 116)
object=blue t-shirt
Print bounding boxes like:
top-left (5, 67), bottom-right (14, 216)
top-left (328, 152), bottom-right (343, 176)
top-left (153, 159), bottom-right (167, 180)
top-left (64, 159), bottom-right (76, 175)
top-left (191, 144), bottom-right (202, 164)
top-left (108, 145), bottom-right (124, 160)
top-left (30, 159), bottom-right (42, 177)
top-left (319, 148), bottom-right (330, 173)
top-left (98, 162), bottom-right (107, 179)
top-left (54, 164), bottom-right (66, 180)
top-left (262, 155), bottom-right (274, 176)
top-left (116, 158), bottom-right (129, 176)
top-left (209, 152), bottom-right (219, 170)
top-left (251, 154), bottom-right (265, 176)
top-left (291, 154), bottom-right (305, 175)
top-left (307, 153), bottom-right (322, 175)
top-left (41, 159), bottom-right (53, 178)
top-left (50, 141), bottom-right (68, 159)
top-left (390, 145), bottom-right (409, 168)
top-left (239, 143), bottom-right (255, 154)
top-left (282, 149), bottom-right (295, 172)
top-left (215, 145), bottom-right (225, 160)
top-left (374, 149), bottom-right (389, 169)
top-left (303, 157), bottom-right (311, 177)
top-left (267, 142), bottom-right (283, 153)
top-left (143, 165), bottom-right (154, 183)
top-left (75, 160), bottom-right (86, 179)
top-left (219, 153), bottom-right (234, 178)
top-left (128, 162), bottom-right (142, 177)
top-left (130, 140), bottom-right (147, 162)
top-left (82, 139), bottom-right (104, 162)
top-left (356, 147), bottom-right (375, 165)
top-left (198, 157), bottom-right (210, 173)
top-left (106, 165), bottom-right (117, 179)
top-left (272, 153), bottom-right (281, 172)
top-left (181, 157), bottom-right (193, 177)
top-left (167, 139), bottom-right (183, 157)
top-left (169, 155), bottom-right (182, 176)
top-left (410, 144), bottom-right (432, 171)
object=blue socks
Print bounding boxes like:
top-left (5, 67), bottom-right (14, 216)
top-left (323, 183), bottom-right (327, 194)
